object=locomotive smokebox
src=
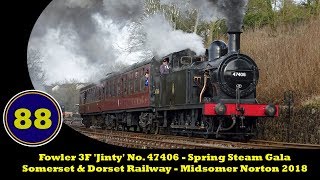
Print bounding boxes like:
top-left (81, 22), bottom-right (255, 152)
top-left (228, 32), bottom-right (241, 53)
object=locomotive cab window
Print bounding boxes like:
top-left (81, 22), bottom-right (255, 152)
top-left (180, 56), bottom-right (192, 66)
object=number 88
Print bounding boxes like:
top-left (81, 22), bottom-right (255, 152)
top-left (14, 108), bottom-right (52, 130)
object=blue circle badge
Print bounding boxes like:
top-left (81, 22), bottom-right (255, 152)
top-left (3, 90), bottom-right (63, 147)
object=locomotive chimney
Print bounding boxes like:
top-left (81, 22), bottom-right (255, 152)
top-left (228, 32), bottom-right (241, 53)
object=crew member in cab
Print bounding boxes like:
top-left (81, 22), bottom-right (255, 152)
top-left (145, 70), bottom-right (149, 86)
top-left (160, 58), bottom-right (170, 75)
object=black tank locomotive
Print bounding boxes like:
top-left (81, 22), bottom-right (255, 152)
top-left (79, 32), bottom-right (278, 140)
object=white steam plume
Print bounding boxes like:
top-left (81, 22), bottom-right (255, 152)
top-left (142, 14), bottom-right (205, 57)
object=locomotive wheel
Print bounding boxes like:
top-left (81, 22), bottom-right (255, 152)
top-left (171, 130), bottom-right (178, 136)
top-left (187, 131), bottom-right (192, 137)
top-left (152, 122), bottom-right (159, 135)
top-left (119, 124), bottom-right (126, 131)
top-left (84, 123), bottom-right (91, 128)
top-left (202, 133), bottom-right (209, 139)
top-left (116, 124), bottom-right (122, 131)
top-left (101, 124), bottom-right (106, 130)
top-left (143, 125), bottom-right (150, 134)
top-left (83, 121), bottom-right (91, 128)
top-left (133, 126), bottom-right (138, 132)
top-left (241, 135), bottom-right (252, 142)
top-left (202, 119), bottom-right (212, 139)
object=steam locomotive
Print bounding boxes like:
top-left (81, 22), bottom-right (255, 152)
top-left (79, 32), bottom-right (278, 140)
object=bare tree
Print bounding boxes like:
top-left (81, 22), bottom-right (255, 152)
top-left (27, 49), bottom-right (46, 90)
top-left (48, 79), bottom-right (86, 113)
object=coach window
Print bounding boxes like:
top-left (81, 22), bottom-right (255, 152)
top-left (96, 87), bottom-right (99, 101)
top-left (131, 81), bottom-right (134, 94)
top-left (109, 80), bottom-right (113, 97)
top-left (97, 87), bottom-right (99, 100)
top-left (114, 80), bottom-right (117, 97)
top-left (103, 82), bottom-right (107, 99)
top-left (122, 77), bottom-right (125, 96)
top-left (129, 81), bottom-right (132, 95)
top-left (91, 89), bottom-right (93, 102)
top-left (86, 90), bottom-right (89, 103)
top-left (114, 81), bottom-right (116, 97)
top-left (140, 71), bottom-right (144, 91)
top-left (101, 87), bottom-right (104, 100)
top-left (127, 78), bottom-right (131, 95)
top-left (91, 89), bottom-right (94, 102)
top-left (105, 82), bottom-right (108, 97)
top-left (91, 88), bottom-right (94, 102)
top-left (141, 68), bottom-right (144, 92)
top-left (118, 79), bottom-right (122, 97)
top-left (145, 69), bottom-right (149, 92)
top-left (83, 91), bottom-right (87, 104)
top-left (115, 81), bottom-right (117, 97)
top-left (97, 87), bottom-right (100, 101)
top-left (88, 89), bottom-right (90, 103)
top-left (129, 73), bottom-right (133, 94)
top-left (92, 89), bottom-right (94, 102)
top-left (104, 81), bottom-right (108, 98)
top-left (93, 88), bottom-right (95, 101)
top-left (131, 73), bottom-right (134, 94)
top-left (87, 90), bottom-right (90, 103)
top-left (87, 90), bottom-right (89, 102)
top-left (134, 71), bottom-right (139, 93)
top-left (108, 81), bottom-right (111, 97)
top-left (126, 76), bottom-right (129, 95)
top-left (123, 75), bottom-right (127, 96)
top-left (110, 80), bottom-right (113, 97)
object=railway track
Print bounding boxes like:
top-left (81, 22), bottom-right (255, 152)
top-left (249, 139), bottom-right (320, 149)
top-left (70, 125), bottom-right (320, 149)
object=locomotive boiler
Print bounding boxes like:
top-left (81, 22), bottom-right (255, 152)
top-left (79, 31), bottom-right (278, 140)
